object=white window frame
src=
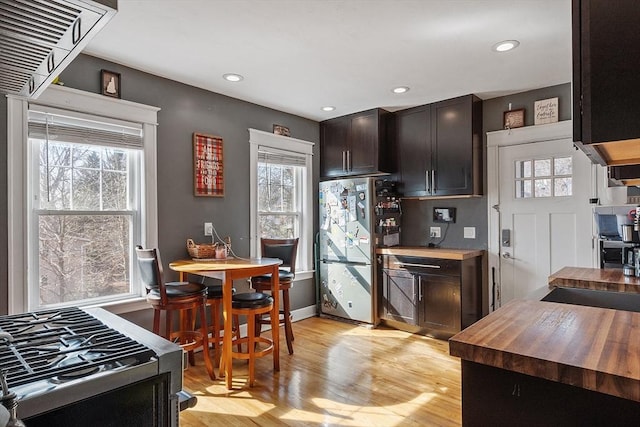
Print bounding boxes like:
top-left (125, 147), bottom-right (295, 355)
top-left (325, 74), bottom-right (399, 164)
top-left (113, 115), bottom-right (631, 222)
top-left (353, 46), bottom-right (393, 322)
top-left (7, 85), bottom-right (160, 314)
top-left (249, 128), bottom-right (314, 280)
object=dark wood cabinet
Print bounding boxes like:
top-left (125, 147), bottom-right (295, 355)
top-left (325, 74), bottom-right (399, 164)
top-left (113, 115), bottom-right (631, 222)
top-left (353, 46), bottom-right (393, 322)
top-left (379, 254), bottom-right (479, 338)
top-left (461, 361), bottom-right (640, 426)
top-left (395, 95), bottom-right (483, 198)
top-left (572, 0), bottom-right (640, 166)
top-left (320, 108), bottom-right (392, 178)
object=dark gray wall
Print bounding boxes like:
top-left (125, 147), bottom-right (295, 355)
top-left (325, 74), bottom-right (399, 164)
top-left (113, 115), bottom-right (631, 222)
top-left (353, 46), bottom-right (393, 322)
top-left (400, 83), bottom-right (572, 250)
top-left (0, 54), bottom-right (320, 324)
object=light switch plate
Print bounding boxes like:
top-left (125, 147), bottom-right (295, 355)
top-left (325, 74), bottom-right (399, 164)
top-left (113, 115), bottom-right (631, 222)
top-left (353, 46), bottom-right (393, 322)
top-left (464, 227), bottom-right (476, 239)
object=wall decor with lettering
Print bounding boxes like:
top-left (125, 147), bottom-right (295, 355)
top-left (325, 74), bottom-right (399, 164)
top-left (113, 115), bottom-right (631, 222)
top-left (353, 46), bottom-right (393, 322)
top-left (534, 97), bottom-right (559, 125)
top-left (193, 133), bottom-right (224, 197)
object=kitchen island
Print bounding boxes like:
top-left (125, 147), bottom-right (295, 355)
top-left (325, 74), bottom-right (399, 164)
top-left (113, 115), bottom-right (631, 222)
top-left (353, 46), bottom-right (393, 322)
top-left (549, 266), bottom-right (640, 293)
top-left (449, 299), bottom-right (640, 426)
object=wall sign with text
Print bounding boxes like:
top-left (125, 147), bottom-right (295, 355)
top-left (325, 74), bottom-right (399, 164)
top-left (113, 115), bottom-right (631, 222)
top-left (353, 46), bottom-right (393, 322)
top-left (193, 133), bottom-right (224, 197)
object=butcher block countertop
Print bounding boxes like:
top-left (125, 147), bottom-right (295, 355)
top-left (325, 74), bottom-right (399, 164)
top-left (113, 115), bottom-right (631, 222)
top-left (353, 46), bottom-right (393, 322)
top-left (376, 247), bottom-right (484, 260)
top-left (449, 299), bottom-right (640, 402)
top-left (549, 266), bottom-right (640, 293)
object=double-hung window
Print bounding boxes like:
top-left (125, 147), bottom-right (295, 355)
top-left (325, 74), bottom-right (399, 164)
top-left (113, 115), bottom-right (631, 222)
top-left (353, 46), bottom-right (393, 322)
top-left (7, 86), bottom-right (159, 313)
top-left (249, 129), bottom-right (314, 275)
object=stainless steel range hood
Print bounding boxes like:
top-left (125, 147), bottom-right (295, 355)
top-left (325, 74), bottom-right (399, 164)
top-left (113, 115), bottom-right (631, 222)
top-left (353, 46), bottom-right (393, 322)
top-left (0, 0), bottom-right (117, 99)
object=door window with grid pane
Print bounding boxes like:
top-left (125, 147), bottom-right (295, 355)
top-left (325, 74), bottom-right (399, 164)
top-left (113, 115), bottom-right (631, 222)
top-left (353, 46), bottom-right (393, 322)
top-left (28, 109), bottom-right (143, 308)
top-left (514, 156), bottom-right (572, 198)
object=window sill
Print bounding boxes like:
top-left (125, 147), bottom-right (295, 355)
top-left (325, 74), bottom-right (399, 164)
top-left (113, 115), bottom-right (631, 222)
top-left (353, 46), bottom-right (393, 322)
top-left (294, 270), bottom-right (315, 282)
top-left (86, 297), bottom-right (149, 315)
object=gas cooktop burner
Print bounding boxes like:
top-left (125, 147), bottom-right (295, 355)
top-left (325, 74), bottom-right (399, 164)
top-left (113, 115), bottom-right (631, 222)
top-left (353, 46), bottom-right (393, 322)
top-left (0, 307), bottom-right (156, 398)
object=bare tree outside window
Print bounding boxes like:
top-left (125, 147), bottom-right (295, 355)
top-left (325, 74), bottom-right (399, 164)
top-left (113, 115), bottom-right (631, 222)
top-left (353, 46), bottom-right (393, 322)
top-left (35, 141), bottom-right (134, 306)
top-left (257, 162), bottom-right (300, 239)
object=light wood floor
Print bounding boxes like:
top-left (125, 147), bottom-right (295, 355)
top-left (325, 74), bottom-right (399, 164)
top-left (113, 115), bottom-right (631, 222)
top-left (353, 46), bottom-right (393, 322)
top-left (180, 316), bottom-right (461, 427)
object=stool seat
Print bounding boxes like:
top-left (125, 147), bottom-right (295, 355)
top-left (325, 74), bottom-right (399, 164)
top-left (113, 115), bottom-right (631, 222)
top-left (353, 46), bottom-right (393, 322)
top-left (233, 292), bottom-right (273, 309)
top-left (147, 281), bottom-right (207, 298)
top-left (252, 269), bottom-right (295, 282)
top-left (205, 283), bottom-right (224, 299)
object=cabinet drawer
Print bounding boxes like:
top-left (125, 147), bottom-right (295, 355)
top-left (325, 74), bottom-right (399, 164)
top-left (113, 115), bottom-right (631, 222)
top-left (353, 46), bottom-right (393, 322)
top-left (382, 256), bottom-right (460, 276)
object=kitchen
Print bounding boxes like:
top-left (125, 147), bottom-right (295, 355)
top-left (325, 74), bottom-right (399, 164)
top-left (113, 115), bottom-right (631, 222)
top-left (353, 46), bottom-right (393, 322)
top-left (1, 0), bottom-right (640, 425)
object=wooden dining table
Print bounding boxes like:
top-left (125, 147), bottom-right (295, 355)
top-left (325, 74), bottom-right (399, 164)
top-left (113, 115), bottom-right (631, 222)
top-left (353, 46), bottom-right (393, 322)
top-left (169, 257), bottom-right (282, 389)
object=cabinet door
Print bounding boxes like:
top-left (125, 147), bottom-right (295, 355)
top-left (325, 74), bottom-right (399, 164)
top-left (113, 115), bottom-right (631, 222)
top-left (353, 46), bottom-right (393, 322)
top-left (396, 105), bottom-right (431, 197)
top-left (320, 116), bottom-right (349, 178)
top-left (349, 111), bottom-right (379, 175)
top-left (574, 0), bottom-right (640, 146)
top-left (431, 97), bottom-right (473, 196)
top-left (418, 274), bottom-right (461, 333)
top-left (381, 269), bottom-right (418, 325)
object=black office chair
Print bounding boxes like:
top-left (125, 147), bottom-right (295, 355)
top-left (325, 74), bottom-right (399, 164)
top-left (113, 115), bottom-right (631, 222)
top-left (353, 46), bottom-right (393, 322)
top-left (250, 237), bottom-right (299, 355)
top-left (135, 246), bottom-right (215, 380)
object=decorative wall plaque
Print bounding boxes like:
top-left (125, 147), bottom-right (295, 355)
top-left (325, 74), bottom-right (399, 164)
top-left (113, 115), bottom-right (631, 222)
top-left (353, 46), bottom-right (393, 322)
top-left (193, 133), bottom-right (224, 197)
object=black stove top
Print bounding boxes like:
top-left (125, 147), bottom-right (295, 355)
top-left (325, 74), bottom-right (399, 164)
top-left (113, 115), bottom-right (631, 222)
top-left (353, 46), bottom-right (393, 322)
top-left (0, 307), bottom-right (156, 397)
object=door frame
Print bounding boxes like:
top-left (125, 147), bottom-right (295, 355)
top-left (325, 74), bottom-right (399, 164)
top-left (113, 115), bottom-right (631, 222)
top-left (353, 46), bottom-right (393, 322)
top-left (487, 120), bottom-right (592, 311)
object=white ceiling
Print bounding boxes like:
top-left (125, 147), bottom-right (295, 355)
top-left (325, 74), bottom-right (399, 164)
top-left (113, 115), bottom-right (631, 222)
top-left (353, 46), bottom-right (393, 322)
top-left (84, 0), bottom-right (572, 121)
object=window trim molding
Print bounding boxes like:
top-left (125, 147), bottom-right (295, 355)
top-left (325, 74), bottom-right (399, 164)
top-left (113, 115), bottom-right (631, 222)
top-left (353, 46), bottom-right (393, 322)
top-left (248, 128), bottom-right (314, 272)
top-left (7, 85), bottom-right (160, 314)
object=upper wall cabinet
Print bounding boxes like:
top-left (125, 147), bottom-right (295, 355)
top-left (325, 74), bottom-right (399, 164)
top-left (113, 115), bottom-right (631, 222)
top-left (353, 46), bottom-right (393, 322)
top-left (395, 94), bottom-right (483, 198)
top-left (572, 0), bottom-right (640, 167)
top-left (320, 108), bottom-right (392, 178)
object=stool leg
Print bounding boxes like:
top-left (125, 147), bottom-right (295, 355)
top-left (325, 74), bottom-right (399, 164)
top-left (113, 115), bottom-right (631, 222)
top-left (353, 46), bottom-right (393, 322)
top-left (165, 310), bottom-right (172, 341)
top-left (233, 314), bottom-right (242, 353)
top-left (185, 309), bottom-right (196, 366)
top-left (283, 288), bottom-right (294, 355)
top-left (153, 309), bottom-right (161, 336)
top-left (199, 302), bottom-right (216, 380)
top-left (210, 299), bottom-right (221, 367)
top-left (247, 313), bottom-right (256, 387)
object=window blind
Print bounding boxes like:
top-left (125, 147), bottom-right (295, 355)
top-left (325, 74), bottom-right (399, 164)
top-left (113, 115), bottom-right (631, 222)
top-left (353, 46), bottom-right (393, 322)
top-left (258, 146), bottom-right (307, 167)
top-left (28, 107), bottom-right (144, 149)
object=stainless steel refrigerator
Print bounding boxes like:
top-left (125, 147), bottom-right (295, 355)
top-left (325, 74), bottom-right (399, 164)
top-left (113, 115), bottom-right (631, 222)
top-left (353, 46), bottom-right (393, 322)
top-left (318, 177), bottom-right (376, 323)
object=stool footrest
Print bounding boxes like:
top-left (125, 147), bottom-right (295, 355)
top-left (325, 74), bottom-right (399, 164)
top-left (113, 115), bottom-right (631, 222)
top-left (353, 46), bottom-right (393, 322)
top-left (230, 336), bottom-right (274, 359)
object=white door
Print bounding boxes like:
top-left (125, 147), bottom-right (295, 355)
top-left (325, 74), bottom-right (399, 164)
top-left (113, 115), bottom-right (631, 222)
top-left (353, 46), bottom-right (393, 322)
top-left (497, 138), bottom-right (594, 303)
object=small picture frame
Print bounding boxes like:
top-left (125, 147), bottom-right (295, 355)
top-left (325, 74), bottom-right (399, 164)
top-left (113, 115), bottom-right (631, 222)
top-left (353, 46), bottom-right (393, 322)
top-left (273, 124), bottom-right (290, 137)
top-left (503, 108), bottom-right (525, 129)
top-left (534, 97), bottom-right (559, 125)
top-left (101, 69), bottom-right (121, 98)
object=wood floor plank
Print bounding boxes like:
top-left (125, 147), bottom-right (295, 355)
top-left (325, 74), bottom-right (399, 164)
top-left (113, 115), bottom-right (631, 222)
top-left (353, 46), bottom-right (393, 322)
top-left (180, 316), bottom-right (461, 426)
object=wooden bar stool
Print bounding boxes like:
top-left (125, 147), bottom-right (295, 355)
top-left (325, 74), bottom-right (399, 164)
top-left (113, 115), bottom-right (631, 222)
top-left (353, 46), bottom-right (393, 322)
top-left (251, 238), bottom-right (298, 355)
top-left (135, 246), bottom-right (216, 380)
top-left (219, 292), bottom-right (274, 387)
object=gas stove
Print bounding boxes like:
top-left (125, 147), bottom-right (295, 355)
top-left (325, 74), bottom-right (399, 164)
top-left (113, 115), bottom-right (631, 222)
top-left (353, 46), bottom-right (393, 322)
top-left (0, 307), bottom-right (184, 426)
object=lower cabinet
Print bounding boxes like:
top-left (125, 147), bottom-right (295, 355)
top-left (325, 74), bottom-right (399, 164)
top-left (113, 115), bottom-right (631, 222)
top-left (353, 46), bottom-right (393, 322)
top-left (461, 361), bottom-right (640, 426)
top-left (379, 255), bottom-right (479, 338)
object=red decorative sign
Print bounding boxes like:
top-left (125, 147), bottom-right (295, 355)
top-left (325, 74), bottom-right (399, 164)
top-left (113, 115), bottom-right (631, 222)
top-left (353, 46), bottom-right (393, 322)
top-left (193, 133), bottom-right (224, 197)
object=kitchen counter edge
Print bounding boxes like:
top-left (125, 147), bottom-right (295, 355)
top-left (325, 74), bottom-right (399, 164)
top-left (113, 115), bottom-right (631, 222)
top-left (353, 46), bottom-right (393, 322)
top-left (376, 247), bottom-right (484, 260)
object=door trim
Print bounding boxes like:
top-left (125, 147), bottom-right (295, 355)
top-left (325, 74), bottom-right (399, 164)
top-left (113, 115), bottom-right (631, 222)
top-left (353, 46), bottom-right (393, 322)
top-left (486, 121), bottom-right (572, 311)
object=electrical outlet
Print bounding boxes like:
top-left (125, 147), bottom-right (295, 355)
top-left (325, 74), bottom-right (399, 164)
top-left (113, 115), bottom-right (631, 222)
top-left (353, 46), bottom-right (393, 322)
top-left (430, 226), bottom-right (441, 238)
top-left (204, 222), bottom-right (213, 236)
top-left (464, 227), bottom-right (476, 239)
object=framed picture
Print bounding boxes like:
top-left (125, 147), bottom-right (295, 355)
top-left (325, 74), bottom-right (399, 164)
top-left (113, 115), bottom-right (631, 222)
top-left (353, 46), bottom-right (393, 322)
top-left (193, 133), bottom-right (224, 197)
top-left (503, 108), bottom-right (525, 129)
top-left (101, 70), bottom-right (121, 98)
top-left (273, 124), bottom-right (290, 137)
top-left (534, 97), bottom-right (559, 125)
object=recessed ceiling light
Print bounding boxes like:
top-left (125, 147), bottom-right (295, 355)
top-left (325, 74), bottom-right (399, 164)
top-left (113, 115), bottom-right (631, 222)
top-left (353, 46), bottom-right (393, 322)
top-left (321, 106), bottom-right (335, 112)
top-left (223, 73), bottom-right (244, 82)
top-left (492, 40), bottom-right (520, 52)
top-left (392, 86), bottom-right (410, 94)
